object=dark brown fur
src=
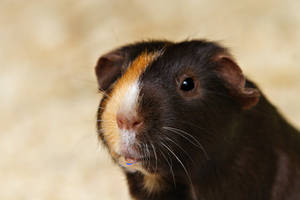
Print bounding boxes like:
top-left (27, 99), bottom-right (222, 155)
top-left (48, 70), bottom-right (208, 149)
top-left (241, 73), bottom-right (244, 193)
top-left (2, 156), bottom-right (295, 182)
top-left (95, 40), bottom-right (300, 200)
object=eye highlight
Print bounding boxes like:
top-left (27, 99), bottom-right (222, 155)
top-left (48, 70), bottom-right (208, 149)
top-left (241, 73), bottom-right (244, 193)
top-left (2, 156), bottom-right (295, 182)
top-left (180, 77), bottom-right (195, 91)
top-left (177, 74), bottom-right (200, 99)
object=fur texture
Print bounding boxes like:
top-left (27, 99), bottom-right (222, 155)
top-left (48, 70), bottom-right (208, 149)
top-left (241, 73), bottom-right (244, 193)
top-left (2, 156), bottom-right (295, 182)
top-left (95, 40), bottom-right (300, 200)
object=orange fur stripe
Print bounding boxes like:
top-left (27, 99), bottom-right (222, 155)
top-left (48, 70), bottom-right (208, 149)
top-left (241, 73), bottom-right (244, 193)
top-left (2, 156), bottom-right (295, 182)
top-left (101, 51), bottom-right (159, 161)
top-left (115, 51), bottom-right (158, 89)
top-left (143, 174), bottom-right (164, 194)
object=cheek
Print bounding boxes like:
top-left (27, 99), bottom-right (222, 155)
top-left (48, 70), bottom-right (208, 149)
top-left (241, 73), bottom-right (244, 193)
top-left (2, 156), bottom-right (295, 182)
top-left (101, 99), bottom-right (121, 156)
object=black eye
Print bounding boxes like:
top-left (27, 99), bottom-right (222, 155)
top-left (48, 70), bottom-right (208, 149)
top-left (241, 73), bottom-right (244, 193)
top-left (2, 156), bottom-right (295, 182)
top-left (180, 77), bottom-right (194, 91)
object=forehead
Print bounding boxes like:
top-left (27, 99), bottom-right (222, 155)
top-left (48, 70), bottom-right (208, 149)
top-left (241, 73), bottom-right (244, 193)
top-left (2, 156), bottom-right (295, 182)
top-left (113, 40), bottom-right (224, 93)
top-left (139, 42), bottom-right (213, 81)
top-left (123, 40), bottom-right (222, 72)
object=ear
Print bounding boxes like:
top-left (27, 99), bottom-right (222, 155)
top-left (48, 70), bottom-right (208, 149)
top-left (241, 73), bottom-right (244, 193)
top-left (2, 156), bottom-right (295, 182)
top-left (95, 49), bottom-right (125, 91)
top-left (215, 55), bottom-right (260, 110)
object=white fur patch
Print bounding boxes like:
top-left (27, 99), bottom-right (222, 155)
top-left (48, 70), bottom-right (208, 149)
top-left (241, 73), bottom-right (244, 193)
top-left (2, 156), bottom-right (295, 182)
top-left (115, 80), bottom-right (141, 155)
top-left (121, 129), bottom-right (136, 144)
top-left (118, 80), bottom-right (140, 116)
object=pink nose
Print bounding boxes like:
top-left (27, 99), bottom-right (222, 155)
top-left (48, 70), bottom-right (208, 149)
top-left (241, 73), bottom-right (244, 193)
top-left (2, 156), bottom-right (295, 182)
top-left (116, 114), bottom-right (143, 130)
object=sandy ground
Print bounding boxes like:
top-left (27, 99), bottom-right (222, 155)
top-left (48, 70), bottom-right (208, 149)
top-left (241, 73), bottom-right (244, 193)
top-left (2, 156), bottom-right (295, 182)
top-left (0, 0), bottom-right (299, 199)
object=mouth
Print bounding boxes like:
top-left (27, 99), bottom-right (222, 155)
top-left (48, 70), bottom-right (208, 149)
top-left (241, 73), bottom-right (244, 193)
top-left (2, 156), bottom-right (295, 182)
top-left (116, 148), bottom-right (158, 174)
top-left (124, 156), bottom-right (140, 165)
top-left (118, 155), bottom-right (145, 168)
top-left (119, 143), bottom-right (144, 163)
top-left (117, 142), bottom-right (153, 171)
top-left (117, 146), bottom-right (149, 166)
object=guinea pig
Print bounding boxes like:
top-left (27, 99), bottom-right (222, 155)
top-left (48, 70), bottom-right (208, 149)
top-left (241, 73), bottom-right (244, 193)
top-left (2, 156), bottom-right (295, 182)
top-left (95, 40), bottom-right (300, 200)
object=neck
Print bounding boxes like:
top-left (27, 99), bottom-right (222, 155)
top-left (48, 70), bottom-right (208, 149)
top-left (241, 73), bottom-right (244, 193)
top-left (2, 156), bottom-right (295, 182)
top-left (193, 94), bottom-right (300, 200)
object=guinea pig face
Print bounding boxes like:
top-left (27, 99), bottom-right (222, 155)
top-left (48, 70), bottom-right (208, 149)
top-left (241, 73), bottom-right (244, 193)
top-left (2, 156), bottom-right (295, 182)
top-left (95, 40), bottom-right (260, 174)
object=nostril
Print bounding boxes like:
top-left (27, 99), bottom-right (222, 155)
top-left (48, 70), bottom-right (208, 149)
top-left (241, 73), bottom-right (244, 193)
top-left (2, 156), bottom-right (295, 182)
top-left (116, 113), bottom-right (143, 130)
top-left (132, 120), bottom-right (142, 128)
top-left (116, 115), bottom-right (125, 129)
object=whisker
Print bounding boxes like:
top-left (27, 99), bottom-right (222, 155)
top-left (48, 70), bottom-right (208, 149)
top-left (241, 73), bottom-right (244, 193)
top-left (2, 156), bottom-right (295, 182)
top-left (97, 126), bottom-right (116, 133)
top-left (164, 137), bottom-right (194, 163)
top-left (97, 89), bottom-right (121, 111)
top-left (143, 133), bottom-right (156, 172)
top-left (159, 148), bottom-right (176, 188)
top-left (150, 143), bottom-right (158, 173)
top-left (163, 126), bottom-right (209, 160)
top-left (145, 143), bottom-right (151, 170)
top-left (97, 107), bottom-right (105, 110)
top-left (98, 90), bottom-right (112, 100)
top-left (176, 120), bottom-right (215, 133)
top-left (97, 119), bottom-right (115, 123)
top-left (140, 143), bottom-right (146, 169)
top-left (161, 142), bottom-right (193, 186)
top-left (142, 144), bottom-right (150, 171)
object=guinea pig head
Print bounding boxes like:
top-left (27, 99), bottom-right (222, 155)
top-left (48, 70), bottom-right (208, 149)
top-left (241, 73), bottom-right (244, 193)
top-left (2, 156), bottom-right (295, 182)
top-left (95, 40), bottom-right (260, 176)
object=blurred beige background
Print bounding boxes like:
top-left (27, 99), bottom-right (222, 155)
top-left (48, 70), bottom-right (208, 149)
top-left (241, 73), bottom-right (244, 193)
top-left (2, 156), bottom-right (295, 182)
top-left (0, 0), bottom-right (299, 199)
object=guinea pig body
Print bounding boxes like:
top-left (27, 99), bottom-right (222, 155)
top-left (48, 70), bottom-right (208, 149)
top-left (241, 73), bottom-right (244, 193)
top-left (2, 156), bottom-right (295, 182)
top-left (95, 40), bottom-right (300, 200)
